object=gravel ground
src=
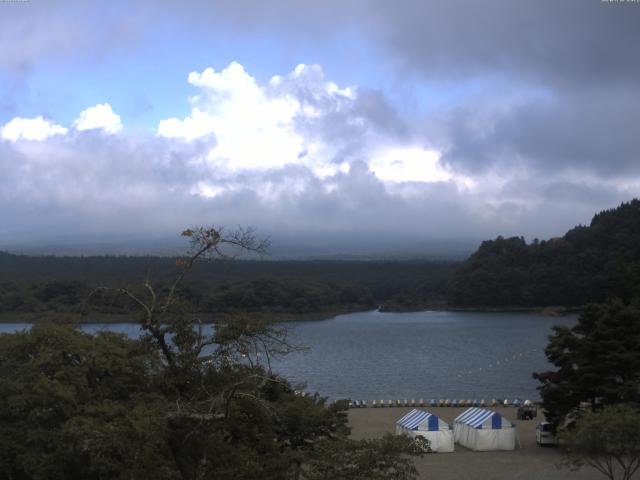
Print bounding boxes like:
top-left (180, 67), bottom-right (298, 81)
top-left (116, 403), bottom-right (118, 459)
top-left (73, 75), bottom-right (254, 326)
top-left (348, 406), bottom-right (607, 480)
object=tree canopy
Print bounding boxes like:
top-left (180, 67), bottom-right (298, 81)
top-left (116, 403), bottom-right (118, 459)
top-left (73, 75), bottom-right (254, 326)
top-left (534, 300), bottom-right (640, 429)
top-left (0, 256), bottom-right (453, 320)
top-left (0, 226), bottom-right (426, 480)
top-left (559, 404), bottom-right (640, 480)
top-left (450, 199), bottom-right (640, 307)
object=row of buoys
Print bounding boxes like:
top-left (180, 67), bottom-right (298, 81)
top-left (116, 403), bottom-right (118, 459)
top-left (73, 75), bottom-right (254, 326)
top-left (455, 349), bottom-right (539, 378)
top-left (349, 398), bottom-right (533, 408)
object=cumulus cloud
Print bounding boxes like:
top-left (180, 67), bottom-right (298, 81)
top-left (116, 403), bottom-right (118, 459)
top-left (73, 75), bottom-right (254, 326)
top-left (1, 103), bottom-right (123, 144)
top-left (159, 62), bottom-right (304, 171)
top-left (159, 63), bottom-right (338, 175)
top-left (156, 62), bottom-right (445, 187)
top-left (0, 116), bottom-right (68, 141)
top-left (143, 0), bottom-right (640, 185)
top-left (1, 57), bottom-right (639, 253)
top-left (74, 103), bottom-right (123, 133)
top-left (369, 147), bottom-right (452, 184)
top-left (0, 62), bottom-right (494, 251)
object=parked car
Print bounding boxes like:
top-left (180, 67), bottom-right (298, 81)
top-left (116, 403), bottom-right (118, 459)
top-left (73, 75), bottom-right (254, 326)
top-left (517, 404), bottom-right (537, 420)
top-left (535, 421), bottom-right (557, 446)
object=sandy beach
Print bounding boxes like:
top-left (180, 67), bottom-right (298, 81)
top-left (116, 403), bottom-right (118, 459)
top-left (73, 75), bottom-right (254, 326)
top-left (348, 406), bottom-right (604, 480)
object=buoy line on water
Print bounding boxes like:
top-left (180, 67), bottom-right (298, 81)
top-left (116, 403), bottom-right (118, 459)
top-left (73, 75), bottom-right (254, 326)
top-left (338, 348), bottom-right (543, 409)
top-left (455, 348), bottom-right (540, 379)
top-left (297, 347), bottom-right (544, 409)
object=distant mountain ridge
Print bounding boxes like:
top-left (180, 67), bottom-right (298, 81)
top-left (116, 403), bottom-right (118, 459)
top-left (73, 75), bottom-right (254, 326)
top-left (449, 199), bottom-right (640, 307)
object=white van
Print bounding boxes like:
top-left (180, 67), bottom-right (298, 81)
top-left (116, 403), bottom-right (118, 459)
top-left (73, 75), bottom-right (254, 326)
top-left (535, 421), bottom-right (557, 446)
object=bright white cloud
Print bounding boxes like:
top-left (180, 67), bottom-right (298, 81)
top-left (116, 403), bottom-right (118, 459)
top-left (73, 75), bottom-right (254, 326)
top-left (153, 62), bottom-right (513, 195)
top-left (369, 147), bottom-right (450, 183)
top-left (157, 108), bottom-right (217, 141)
top-left (157, 62), bottom-right (364, 177)
top-left (1, 116), bottom-right (68, 142)
top-left (1, 61), bottom-right (634, 251)
top-left (74, 103), bottom-right (122, 133)
top-left (159, 62), bottom-right (304, 171)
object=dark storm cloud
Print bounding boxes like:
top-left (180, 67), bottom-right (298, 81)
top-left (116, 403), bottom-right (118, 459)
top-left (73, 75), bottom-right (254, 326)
top-left (434, 85), bottom-right (640, 176)
top-left (351, 0), bottom-right (640, 178)
top-left (156, 0), bottom-right (640, 85)
top-left (371, 0), bottom-right (640, 86)
top-left (5, 1), bottom-right (639, 97)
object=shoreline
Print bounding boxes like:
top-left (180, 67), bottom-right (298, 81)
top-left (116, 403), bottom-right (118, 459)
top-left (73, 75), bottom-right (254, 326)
top-left (380, 304), bottom-right (582, 316)
top-left (0, 304), bottom-right (581, 324)
top-left (0, 306), bottom-right (373, 324)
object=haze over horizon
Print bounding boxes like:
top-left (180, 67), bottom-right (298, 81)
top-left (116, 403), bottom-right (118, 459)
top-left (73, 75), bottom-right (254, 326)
top-left (1, 1), bottom-right (639, 256)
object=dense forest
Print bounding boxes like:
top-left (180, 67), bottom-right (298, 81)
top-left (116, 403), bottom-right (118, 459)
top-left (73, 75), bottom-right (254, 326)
top-left (2, 199), bottom-right (639, 319)
top-left (449, 199), bottom-right (640, 307)
top-left (0, 254), bottom-right (455, 320)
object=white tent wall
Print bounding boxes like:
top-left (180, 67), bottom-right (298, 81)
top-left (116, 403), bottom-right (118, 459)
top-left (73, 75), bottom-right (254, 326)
top-left (454, 424), bottom-right (516, 451)
top-left (395, 409), bottom-right (455, 453)
top-left (396, 427), bottom-right (455, 453)
top-left (423, 430), bottom-right (454, 453)
top-left (453, 408), bottom-right (517, 451)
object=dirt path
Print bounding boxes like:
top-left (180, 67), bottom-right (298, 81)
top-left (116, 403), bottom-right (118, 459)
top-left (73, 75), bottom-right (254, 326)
top-left (348, 406), bottom-right (605, 480)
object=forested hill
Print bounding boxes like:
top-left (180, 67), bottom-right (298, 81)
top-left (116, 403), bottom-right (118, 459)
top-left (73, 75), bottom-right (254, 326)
top-left (449, 199), bottom-right (640, 307)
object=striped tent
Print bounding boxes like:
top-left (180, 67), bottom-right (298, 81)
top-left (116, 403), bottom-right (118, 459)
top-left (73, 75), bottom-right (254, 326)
top-left (453, 407), bottom-right (516, 451)
top-left (396, 409), bottom-right (454, 452)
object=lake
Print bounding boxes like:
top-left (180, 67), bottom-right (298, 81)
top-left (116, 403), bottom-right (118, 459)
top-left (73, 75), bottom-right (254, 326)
top-left (0, 310), bottom-right (575, 401)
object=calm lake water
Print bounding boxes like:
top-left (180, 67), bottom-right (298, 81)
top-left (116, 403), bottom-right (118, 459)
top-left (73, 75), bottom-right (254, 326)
top-left (0, 310), bottom-right (575, 401)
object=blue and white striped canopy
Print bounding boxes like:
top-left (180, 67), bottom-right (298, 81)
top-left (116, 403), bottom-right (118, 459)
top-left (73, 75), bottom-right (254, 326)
top-left (397, 409), bottom-right (441, 431)
top-left (454, 407), bottom-right (511, 429)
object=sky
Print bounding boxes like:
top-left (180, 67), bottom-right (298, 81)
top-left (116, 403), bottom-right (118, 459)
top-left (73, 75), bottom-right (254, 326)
top-left (1, 0), bottom-right (639, 256)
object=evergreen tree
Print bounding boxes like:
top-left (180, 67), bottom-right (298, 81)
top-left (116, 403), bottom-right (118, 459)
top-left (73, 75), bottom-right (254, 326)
top-left (450, 199), bottom-right (640, 307)
top-left (534, 300), bottom-right (640, 429)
